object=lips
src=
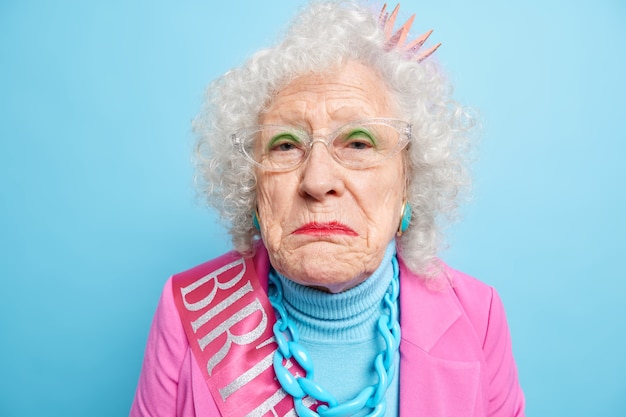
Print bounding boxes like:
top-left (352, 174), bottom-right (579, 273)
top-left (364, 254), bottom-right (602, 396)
top-left (293, 221), bottom-right (358, 236)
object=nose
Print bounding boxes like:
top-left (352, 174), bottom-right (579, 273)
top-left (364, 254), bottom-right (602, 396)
top-left (298, 140), bottom-right (345, 201)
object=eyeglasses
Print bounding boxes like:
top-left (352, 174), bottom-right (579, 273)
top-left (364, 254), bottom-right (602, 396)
top-left (231, 118), bottom-right (411, 172)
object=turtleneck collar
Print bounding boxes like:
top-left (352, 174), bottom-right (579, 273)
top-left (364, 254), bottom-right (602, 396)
top-left (272, 240), bottom-right (397, 342)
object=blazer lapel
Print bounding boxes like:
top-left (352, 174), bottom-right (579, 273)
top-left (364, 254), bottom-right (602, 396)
top-left (398, 260), bottom-right (483, 417)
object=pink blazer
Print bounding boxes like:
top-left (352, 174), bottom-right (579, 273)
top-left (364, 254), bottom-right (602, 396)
top-left (130, 247), bottom-right (525, 416)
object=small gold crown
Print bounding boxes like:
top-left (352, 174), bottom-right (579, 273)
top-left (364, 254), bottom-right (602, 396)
top-left (379, 3), bottom-right (441, 62)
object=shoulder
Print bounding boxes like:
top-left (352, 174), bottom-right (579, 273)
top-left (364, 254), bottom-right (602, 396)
top-left (400, 257), bottom-right (496, 316)
top-left (147, 249), bottom-right (251, 356)
top-left (171, 245), bottom-right (271, 290)
top-left (398, 257), bottom-right (506, 351)
top-left (145, 277), bottom-right (189, 359)
top-left (441, 263), bottom-right (500, 345)
top-left (171, 250), bottom-right (245, 285)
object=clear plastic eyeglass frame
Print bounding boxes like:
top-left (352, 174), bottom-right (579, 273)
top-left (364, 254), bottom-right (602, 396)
top-left (231, 118), bottom-right (412, 172)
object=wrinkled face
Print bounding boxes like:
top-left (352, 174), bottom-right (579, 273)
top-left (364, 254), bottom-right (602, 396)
top-left (256, 60), bottom-right (406, 293)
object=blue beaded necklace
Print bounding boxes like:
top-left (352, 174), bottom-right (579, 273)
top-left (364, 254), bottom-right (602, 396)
top-left (268, 256), bottom-right (401, 417)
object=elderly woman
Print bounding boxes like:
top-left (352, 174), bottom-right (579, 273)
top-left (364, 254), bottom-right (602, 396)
top-left (130, 1), bottom-right (524, 416)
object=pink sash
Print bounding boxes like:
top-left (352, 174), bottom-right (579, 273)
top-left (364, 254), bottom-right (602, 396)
top-left (171, 251), bottom-right (297, 417)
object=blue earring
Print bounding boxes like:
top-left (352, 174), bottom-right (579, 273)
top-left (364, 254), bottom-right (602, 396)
top-left (397, 202), bottom-right (412, 236)
top-left (253, 210), bottom-right (260, 231)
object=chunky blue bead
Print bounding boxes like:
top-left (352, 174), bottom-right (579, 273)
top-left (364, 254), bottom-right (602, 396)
top-left (273, 352), bottom-right (305, 398)
top-left (289, 341), bottom-right (314, 376)
top-left (298, 378), bottom-right (338, 407)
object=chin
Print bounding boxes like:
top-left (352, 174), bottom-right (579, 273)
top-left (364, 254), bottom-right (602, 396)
top-left (267, 238), bottom-right (377, 291)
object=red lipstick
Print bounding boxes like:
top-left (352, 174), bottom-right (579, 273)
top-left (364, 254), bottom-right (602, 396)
top-left (293, 221), bottom-right (358, 236)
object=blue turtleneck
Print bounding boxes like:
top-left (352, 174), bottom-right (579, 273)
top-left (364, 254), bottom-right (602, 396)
top-left (274, 241), bottom-right (400, 416)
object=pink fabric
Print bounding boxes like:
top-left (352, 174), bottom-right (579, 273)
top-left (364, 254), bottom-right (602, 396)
top-left (130, 248), bottom-right (524, 416)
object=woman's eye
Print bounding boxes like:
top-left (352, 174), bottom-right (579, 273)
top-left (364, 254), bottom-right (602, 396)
top-left (276, 142), bottom-right (297, 151)
top-left (268, 134), bottom-right (301, 151)
top-left (344, 130), bottom-right (376, 149)
top-left (347, 140), bottom-right (370, 150)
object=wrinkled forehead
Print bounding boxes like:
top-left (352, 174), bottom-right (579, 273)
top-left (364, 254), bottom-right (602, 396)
top-left (259, 60), bottom-right (397, 128)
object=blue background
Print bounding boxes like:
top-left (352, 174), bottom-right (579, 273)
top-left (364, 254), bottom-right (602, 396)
top-left (1, 0), bottom-right (625, 416)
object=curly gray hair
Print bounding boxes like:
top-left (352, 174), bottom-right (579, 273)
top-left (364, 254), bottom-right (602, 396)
top-left (193, 0), bottom-right (474, 275)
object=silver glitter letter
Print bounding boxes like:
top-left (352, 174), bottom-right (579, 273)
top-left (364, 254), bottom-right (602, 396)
top-left (200, 298), bottom-right (268, 374)
top-left (219, 345), bottom-right (274, 401)
top-left (180, 258), bottom-right (246, 312)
